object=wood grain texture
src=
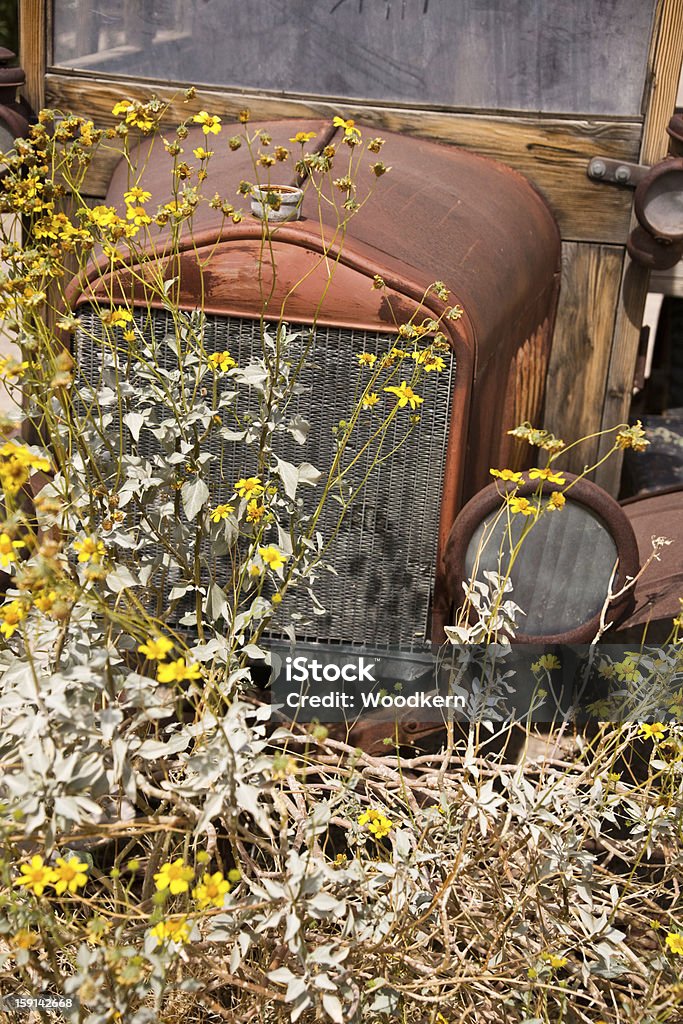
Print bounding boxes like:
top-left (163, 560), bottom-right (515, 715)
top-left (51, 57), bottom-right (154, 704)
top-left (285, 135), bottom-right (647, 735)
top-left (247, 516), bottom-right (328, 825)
top-left (19, 0), bottom-right (47, 111)
top-left (596, 0), bottom-right (683, 494)
top-left (544, 242), bottom-right (624, 474)
top-left (45, 73), bottom-right (641, 244)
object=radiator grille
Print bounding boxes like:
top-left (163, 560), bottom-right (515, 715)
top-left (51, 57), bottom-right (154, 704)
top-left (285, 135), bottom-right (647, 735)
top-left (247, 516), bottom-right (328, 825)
top-left (74, 306), bottom-right (455, 651)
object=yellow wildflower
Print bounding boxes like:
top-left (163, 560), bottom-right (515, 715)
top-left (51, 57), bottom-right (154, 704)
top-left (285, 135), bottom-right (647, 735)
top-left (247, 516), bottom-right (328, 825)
top-left (87, 205), bottom-right (119, 229)
top-left (100, 308), bottom-right (133, 329)
top-left (640, 722), bottom-right (667, 741)
top-left (421, 352), bottom-right (446, 372)
top-left (547, 491), bottom-right (566, 511)
top-left (0, 443), bottom-right (51, 472)
top-left (73, 536), bottom-right (106, 563)
top-left (532, 654), bottom-right (561, 673)
top-left (362, 392), bottom-right (380, 409)
top-left (615, 421), bottom-right (649, 452)
top-left (246, 500), bottom-right (266, 522)
top-left (33, 590), bottom-right (58, 614)
top-left (0, 600), bottom-right (27, 638)
top-left (529, 467), bottom-right (566, 485)
top-left (193, 111), bottom-right (222, 135)
top-left (153, 859), bottom-right (194, 895)
top-left (614, 655), bottom-right (642, 683)
top-left (157, 659), bottom-right (202, 684)
top-left (665, 932), bottom-right (683, 955)
top-left (0, 532), bottom-right (25, 567)
top-left (192, 871), bottom-right (232, 909)
top-left (0, 357), bottom-right (29, 379)
top-left (234, 477), bottom-right (264, 499)
top-left (138, 636), bottom-right (174, 660)
top-left (126, 205), bottom-right (151, 227)
top-left (384, 382), bottom-right (424, 409)
top-left (53, 856), bottom-right (89, 895)
top-left (490, 469), bottom-right (522, 482)
top-left (258, 545), bottom-right (287, 571)
top-left (333, 116), bottom-right (361, 142)
top-left (112, 100), bottom-right (133, 117)
top-left (508, 496), bottom-right (536, 516)
top-left (192, 146), bottom-right (213, 159)
top-left (124, 186), bottom-right (151, 204)
top-left (13, 855), bottom-right (57, 896)
top-left (357, 352), bottom-right (377, 368)
top-left (290, 131), bottom-right (317, 143)
top-left (358, 808), bottom-right (393, 839)
top-left (0, 462), bottom-right (34, 493)
top-left (542, 953), bottom-right (568, 969)
top-left (208, 350), bottom-right (236, 372)
top-left (210, 504), bottom-right (235, 523)
top-left (150, 916), bottom-right (190, 945)
top-left (9, 929), bottom-right (40, 950)
top-left (125, 106), bottom-right (155, 133)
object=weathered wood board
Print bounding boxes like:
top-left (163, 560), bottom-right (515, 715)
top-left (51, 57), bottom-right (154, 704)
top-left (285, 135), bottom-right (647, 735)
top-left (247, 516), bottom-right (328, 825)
top-left (45, 74), bottom-right (640, 245)
top-left (544, 242), bottom-right (624, 473)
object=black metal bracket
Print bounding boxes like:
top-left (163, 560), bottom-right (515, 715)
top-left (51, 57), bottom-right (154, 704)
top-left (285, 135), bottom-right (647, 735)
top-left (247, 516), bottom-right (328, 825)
top-left (586, 157), bottom-right (649, 188)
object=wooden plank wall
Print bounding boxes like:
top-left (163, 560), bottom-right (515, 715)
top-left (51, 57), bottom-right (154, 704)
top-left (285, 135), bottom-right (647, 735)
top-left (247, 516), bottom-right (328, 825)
top-left (594, 0), bottom-right (683, 491)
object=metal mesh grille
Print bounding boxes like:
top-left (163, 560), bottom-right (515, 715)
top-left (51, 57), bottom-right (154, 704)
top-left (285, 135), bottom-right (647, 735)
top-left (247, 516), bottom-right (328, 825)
top-left (74, 305), bottom-right (455, 650)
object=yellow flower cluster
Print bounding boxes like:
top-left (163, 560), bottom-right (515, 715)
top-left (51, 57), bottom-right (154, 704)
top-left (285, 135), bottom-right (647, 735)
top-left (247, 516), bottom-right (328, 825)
top-left (112, 98), bottom-right (159, 134)
top-left (358, 807), bottom-right (393, 839)
top-left (411, 349), bottom-right (446, 372)
top-left (615, 421), bottom-right (649, 452)
top-left (13, 854), bottom-right (89, 896)
top-left (87, 205), bottom-right (139, 242)
top-left (73, 536), bottom-right (106, 564)
top-left (0, 442), bottom-right (51, 496)
top-left (508, 423), bottom-right (565, 454)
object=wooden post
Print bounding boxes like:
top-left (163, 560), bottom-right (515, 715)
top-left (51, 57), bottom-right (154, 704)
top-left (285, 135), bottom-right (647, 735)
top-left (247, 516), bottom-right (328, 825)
top-left (595, 0), bottom-right (683, 493)
top-left (19, 0), bottom-right (47, 113)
